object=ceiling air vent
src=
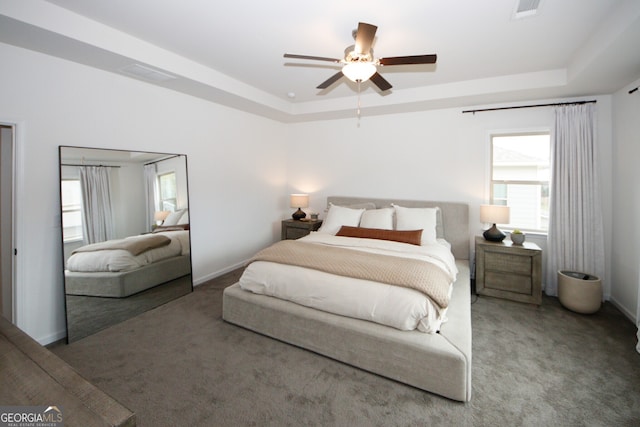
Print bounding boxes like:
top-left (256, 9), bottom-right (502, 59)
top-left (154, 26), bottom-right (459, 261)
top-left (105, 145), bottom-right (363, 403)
top-left (119, 63), bottom-right (177, 82)
top-left (513, 0), bottom-right (543, 19)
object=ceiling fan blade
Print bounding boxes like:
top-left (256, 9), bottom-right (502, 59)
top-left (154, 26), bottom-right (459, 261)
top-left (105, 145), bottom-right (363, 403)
top-left (317, 71), bottom-right (344, 89)
top-left (370, 72), bottom-right (392, 91)
top-left (379, 54), bottom-right (437, 66)
top-left (354, 22), bottom-right (377, 55)
top-left (284, 53), bottom-right (341, 63)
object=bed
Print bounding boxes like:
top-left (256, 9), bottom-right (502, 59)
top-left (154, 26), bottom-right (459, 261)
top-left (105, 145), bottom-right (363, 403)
top-left (64, 228), bottom-right (191, 298)
top-left (222, 196), bottom-right (471, 402)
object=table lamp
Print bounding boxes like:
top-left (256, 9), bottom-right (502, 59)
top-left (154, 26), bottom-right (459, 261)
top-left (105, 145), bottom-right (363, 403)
top-left (290, 194), bottom-right (309, 220)
top-left (480, 204), bottom-right (510, 242)
top-left (154, 210), bottom-right (170, 226)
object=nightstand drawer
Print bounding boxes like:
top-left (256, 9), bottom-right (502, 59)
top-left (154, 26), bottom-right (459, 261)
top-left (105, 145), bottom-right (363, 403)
top-left (281, 219), bottom-right (323, 240)
top-left (484, 252), bottom-right (531, 275)
top-left (285, 227), bottom-right (311, 240)
top-left (485, 272), bottom-right (532, 295)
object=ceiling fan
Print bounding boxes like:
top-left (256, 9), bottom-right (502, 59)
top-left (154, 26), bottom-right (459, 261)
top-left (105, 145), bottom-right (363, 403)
top-left (284, 22), bottom-right (437, 92)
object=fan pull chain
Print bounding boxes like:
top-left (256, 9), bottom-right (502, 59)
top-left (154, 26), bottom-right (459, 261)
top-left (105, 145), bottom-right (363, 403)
top-left (357, 80), bottom-right (362, 127)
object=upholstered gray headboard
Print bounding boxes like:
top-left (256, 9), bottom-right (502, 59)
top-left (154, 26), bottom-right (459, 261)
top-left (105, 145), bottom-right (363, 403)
top-left (327, 196), bottom-right (470, 260)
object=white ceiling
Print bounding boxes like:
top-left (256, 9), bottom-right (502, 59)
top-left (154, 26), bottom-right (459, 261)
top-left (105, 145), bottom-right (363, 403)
top-left (1, 0), bottom-right (639, 121)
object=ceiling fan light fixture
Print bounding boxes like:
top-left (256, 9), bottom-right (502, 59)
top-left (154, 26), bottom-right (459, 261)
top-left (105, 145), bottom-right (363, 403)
top-left (285, 21), bottom-right (437, 94)
top-left (342, 62), bottom-right (377, 83)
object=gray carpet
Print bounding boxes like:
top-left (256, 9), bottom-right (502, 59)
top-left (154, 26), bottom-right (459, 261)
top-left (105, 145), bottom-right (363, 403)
top-left (51, 269), bottom-right (640, 426)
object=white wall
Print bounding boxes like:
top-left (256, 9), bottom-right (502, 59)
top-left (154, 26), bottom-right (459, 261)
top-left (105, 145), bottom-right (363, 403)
top-left (0, 42), bottom-right (287, 344)
top-left (611, 78), bottom-right (640, 323)
top-left (286, 96), bottom-right (614, 296)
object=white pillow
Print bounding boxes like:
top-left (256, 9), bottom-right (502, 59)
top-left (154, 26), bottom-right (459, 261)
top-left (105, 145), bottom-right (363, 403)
top-left (177, 209), bottom-right (189, 225)
top-left (393, 205), bottom-right (438, 245)
top-left (343, 202), bottom-right (377, 210)
top-left (163, 209), bottom-right (186, 226)
top-left (359, 208), bottom-right (394, 230)
top-left (317, 204), bottom-right (365, 235)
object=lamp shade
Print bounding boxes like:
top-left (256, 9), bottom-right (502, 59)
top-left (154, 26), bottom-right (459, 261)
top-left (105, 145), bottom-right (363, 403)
top-left (290, 194), bottom-right (309, 208)
top-left (342, 62), bottom-right (377, 82)
top-left (154, 211), bottom-right (170, 222)
top-left (480, 205), bottom-right (510, 224)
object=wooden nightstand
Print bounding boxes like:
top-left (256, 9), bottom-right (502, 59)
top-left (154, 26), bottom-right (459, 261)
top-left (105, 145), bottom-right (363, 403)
top-left (475, 236), bottom-right (542, 305)
top-left (281, 219), bottom-right (323, 240)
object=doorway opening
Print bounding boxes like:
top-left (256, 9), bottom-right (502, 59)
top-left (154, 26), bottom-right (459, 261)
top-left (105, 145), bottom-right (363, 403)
top-left (0, 124), bottom-right (15, 321)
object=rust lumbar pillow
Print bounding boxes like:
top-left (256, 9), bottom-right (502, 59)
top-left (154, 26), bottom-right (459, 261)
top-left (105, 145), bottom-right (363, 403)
top-left (336, 226), bottom-right (423, 246)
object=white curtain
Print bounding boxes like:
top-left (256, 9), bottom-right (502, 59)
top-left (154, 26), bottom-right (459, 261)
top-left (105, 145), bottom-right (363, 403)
top-left (79, 166), bottom-right (115, 244)
top-left (545, 103), bottom-right (605, 296)
top-left (144, 163), bottom-right (158, 231)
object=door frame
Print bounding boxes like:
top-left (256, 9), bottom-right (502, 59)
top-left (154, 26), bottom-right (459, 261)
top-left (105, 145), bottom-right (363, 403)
top-left (0, 119), bottom-right (24, 324)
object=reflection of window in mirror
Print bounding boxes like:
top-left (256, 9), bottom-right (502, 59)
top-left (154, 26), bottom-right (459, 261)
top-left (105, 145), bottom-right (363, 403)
top-left (158, 172), bottom-right (177, 211)
top-left (61, 179), bottom-right (83, 242)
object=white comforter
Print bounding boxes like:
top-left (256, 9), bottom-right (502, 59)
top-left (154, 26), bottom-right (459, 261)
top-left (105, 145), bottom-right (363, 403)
top-left (66, 230), bottom-right (190, 272)
top-left (240, 232), bottom-right (458, 333)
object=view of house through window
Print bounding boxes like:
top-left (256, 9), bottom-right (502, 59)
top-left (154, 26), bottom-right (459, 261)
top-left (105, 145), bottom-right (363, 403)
top-left (158, 171), bottom-right (177, 211)
top-left (61, 179), bottom-right (83, 242)
top-left (490, 133), bottom-right (550, 232)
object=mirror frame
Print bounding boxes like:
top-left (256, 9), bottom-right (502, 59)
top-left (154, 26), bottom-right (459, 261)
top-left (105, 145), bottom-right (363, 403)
top-left (58, 146), bottom-right (193, 343)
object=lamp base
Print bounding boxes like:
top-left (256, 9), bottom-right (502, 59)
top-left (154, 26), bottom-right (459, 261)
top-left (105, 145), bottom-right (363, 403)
top-left (292, 208), bottom-right (306, 220)
top-left (483, 224), bottom-right (506, 242)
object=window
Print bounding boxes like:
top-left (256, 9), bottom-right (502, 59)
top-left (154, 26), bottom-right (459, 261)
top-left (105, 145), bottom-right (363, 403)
top-left (61, 179), bottom-right (83, 242)
top-left (490, 133), bottom-right (550, 232)
top-left (158, 172), bottom-right (177, 211)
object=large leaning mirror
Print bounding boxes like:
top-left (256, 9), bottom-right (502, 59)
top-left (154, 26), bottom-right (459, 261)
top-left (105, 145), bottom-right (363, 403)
top-left (59, 146), bottom-right (193, 343)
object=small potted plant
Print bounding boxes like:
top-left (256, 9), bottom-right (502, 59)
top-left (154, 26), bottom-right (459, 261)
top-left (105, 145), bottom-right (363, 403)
top-left (510, 229), bottom-right (525, 245)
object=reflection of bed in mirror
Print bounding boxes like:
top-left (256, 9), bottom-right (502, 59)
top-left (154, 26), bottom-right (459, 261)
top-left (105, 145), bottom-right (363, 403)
top-left (64, 228), bottom-right (191, 297)
top-left (59, 146), bottom-right (193, 342)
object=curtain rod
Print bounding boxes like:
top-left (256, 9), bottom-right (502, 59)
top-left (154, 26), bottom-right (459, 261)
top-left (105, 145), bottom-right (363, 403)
top-left (462, 99), bottom-right (597, 114)
top-left (144, 154), bottom-right (180, 166)
top-left (61, 163), bottom-right (121, 168)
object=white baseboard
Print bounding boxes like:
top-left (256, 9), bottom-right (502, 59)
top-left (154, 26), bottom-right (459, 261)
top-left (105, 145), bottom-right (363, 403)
top-left (608, 296), bottom-right (637, 325)
top-left (38, 329), bottom-right (67, 347)
top-left (193, 260), bottom-right (248, 287)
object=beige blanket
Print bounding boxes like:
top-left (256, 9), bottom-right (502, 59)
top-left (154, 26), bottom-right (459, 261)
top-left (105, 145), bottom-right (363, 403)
top-left (249, 240), bottom-right (452, 309)
top-left (72, 234), bottom-right (171, 256)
